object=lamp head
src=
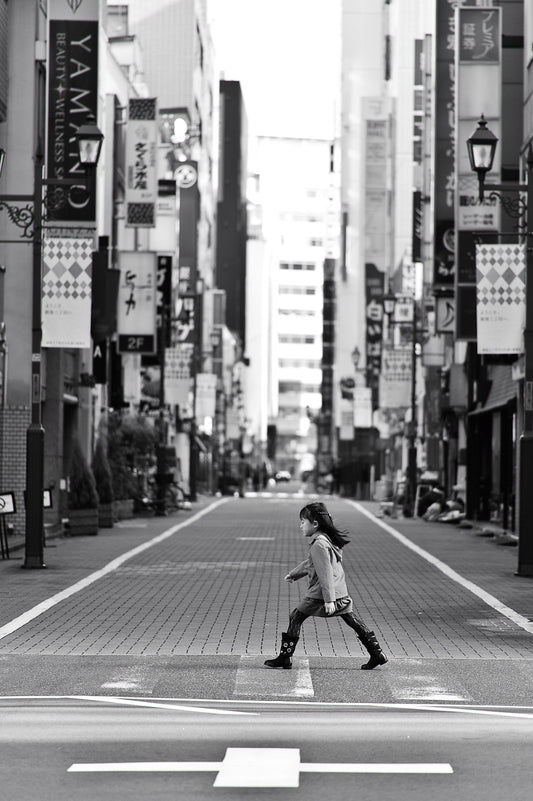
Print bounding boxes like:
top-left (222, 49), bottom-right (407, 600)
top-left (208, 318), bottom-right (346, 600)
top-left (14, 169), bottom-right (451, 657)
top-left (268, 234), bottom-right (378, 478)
top-left (351, 346), bottom-right (361, 369)
top-left (76, 114), bottom-right (104, 166)
top-left (467, 115), bottom-right (498, 200)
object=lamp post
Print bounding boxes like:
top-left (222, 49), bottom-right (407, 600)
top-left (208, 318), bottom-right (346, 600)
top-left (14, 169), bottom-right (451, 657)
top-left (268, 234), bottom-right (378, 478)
top-left (0, 117), bottom-right (104, 568)
top-left (382, 291), bottom-right (418, 517)
top-left (467, 115), bottom-right (533, 577)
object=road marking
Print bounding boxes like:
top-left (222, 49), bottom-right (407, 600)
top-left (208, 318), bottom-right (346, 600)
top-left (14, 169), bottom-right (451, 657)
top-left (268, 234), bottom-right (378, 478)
top-left (350, 501), bottom-right (533, 635)
top-left (76, 695), bottom-right (256, 716)
top-left (388, 661), bottom-right (473, 703)
top-left (68, 747), bottom-right (453, 786)
top-left (0, 499), bottom-right (228, 642)
top-left (101, 664), bottom-right (156, 694)
top-left (214, 748), bottom-right (300, 787)
top-left (234, 656), bottom-right (314, 698)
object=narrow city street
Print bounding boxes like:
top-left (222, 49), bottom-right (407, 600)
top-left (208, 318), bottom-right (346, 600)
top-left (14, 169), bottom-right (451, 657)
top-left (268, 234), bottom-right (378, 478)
top-left (0, 494), bottom-right (532, 799)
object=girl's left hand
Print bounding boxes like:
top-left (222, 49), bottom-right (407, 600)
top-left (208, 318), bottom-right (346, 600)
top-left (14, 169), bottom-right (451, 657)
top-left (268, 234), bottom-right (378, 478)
top-left (324, 602), bottom-right (335, 615)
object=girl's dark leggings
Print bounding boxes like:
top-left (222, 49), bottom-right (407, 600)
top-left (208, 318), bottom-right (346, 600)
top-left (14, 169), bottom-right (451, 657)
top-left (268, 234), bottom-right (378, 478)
top-left (286, 608), bottom-right (372, 639)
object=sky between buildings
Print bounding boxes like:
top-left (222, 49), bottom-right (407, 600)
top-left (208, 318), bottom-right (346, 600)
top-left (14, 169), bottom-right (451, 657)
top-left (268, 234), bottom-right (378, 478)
top-left (208, 0), bottom-right (341, 140)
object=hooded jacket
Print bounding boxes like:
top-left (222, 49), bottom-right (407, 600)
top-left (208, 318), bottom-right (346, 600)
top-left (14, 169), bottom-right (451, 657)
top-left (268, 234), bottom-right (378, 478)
top-left (287, 532), bottom-right (349, 603)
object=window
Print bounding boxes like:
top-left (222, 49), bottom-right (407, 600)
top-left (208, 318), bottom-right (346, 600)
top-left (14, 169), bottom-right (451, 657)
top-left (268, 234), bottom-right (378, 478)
top-left (279, 382), bottom-right (321, 394)
top-left (278, 309), bottom-right (316, 318)
top-left (107, 5), bottom-right (129, 37)
top-left (279, 359), bottom-right (321, 369)
top-left (279, 335), bottom-right (316, 345)
top-left (279, 287), bottom-right (316, 295)
top-left (279, 262), bottom-right (316, 271)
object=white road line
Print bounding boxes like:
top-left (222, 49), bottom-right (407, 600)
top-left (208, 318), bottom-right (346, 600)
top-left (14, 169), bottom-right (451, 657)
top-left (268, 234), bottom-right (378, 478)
top-left (234, 656), bottom-right (314, 698)
top-left (76, 695), bottom-right (256, 716)
top-left (350, 501), bottom-right (533, 635)
top-left (68, 748), bottom-right (453, 786)
top-left (0, 499), bottom-right (229, 642)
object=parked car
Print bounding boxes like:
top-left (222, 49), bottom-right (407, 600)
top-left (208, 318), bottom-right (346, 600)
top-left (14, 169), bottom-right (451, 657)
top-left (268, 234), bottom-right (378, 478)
top-left (275, 470), bottom-right (291, 483)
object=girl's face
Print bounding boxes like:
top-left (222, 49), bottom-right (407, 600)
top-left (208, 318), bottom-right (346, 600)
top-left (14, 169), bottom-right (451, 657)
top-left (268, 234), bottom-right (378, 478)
top-left (299, 515), bottom-right (317, 538)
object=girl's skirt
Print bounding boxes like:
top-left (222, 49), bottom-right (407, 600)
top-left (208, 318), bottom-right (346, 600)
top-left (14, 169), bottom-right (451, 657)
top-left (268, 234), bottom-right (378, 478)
top-left (296, 595), bottom-right (353, 617)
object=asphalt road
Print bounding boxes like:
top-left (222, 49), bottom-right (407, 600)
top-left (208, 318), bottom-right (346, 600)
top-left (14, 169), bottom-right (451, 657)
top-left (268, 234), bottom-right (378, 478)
top-left (1, 698), bottom-right (532, 800)
top-left (1, 494), bottom-right (532, 799)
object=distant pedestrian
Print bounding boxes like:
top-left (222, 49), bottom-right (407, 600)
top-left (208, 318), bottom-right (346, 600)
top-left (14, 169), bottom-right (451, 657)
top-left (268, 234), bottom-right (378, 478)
top-left (264, 501), bottom-right (388, 671)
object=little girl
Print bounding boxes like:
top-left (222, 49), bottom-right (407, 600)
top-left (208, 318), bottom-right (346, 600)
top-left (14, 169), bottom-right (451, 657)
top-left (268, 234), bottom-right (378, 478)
top-left (265, 501), bottom-right (387, 670)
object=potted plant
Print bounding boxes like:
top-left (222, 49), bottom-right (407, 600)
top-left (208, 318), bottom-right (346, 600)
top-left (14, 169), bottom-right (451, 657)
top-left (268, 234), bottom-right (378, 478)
top-left (92, 437), bottom-right (114, 528)
top-left (108, 412), bottom-right (157, 519)
top-left (67, 438), bottom-right (99, 536)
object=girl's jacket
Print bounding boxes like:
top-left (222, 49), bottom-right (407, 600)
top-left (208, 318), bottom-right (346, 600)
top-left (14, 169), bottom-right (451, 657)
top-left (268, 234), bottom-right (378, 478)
top-left (287, 532), bottom-right (349, 603)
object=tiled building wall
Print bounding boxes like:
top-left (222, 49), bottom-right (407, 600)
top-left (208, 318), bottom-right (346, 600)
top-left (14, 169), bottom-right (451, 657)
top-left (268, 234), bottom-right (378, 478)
top-left (0, 407), bottom-right (29, 537)
top-left (0, 0), bottom-right (8, 120)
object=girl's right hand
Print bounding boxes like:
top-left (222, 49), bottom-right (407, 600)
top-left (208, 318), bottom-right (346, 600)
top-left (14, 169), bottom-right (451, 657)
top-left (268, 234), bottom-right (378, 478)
top-left (284, 574), bottom-right (294, 583)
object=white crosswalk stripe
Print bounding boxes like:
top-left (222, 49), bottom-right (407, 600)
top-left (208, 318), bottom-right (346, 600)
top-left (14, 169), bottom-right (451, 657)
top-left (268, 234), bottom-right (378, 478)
top-left (234, 655), bottom-right (314, 698)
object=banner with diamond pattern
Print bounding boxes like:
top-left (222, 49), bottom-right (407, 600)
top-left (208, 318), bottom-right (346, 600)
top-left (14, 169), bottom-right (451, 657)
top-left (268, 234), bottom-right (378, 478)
top-left (42, 236), bottom-right (93, 348)
top-left (379, 346), bottom-right (412, 409)
top-left (165, 344), bottom-right (194, 407)
top-left (476, 243), bottom-right (525, 354)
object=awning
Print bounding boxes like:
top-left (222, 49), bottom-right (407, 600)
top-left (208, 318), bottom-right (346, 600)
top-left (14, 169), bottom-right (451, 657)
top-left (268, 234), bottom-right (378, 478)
top-left (469, 364), bottom-right (517, 416)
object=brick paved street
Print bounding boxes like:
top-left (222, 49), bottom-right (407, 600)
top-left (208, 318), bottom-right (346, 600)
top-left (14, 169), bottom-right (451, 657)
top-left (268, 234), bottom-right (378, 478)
top-left (0, 494), bottom-right (531, 661)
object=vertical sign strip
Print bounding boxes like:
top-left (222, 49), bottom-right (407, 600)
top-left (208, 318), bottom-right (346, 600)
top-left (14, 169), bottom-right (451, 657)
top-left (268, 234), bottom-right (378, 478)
top-left (365, 263), bottom-right (384, 410)
top-left (47, 19), bottom-right (99, 223)
top-left (126, 98), bottom-right (158, 227)
top-left (455, 5), bottom-right (502, 341)
top-left (433, 0), bottom-right (456, 288)
top-left (42, 236), bottom-right (93, 348)
top-left (117, 252), bottom-right (157, 354)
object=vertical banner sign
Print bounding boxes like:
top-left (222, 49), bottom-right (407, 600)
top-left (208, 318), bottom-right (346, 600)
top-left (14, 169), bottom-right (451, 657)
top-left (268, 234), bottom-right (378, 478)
top-left (92, 339), bottom-right (107, 384)
top-left (379, 347), bottom-right (412, 409)
top-left (196, 373), bottom-right (217, 421)
top-left (455, 5), bottom-right (502, 341)
top-left (365, 263), bottom-right (384, 409)
top-left (320, 257), bottom-right (335, 418)
top-left (117, 252), bottom-right (156, 354)
top-left (42, 234), bottom-right (93, 348)
top-left (476, 244), bottom-right (525, 355)
top-left (177, 161), bottom-right (199, 295)
top-left (47, 0), bottom-right (99, 223)
top-left (354, 387), bottom-right (373, 429)
top-left (156, 255), bottom-right (172, 349)
top-left (165, 344), bottom-right (194, 407)
top-left (126, 98), bottom-right (158, 227)
top-left (434, 0), bottom-right (459, 287)
top-left (363, 99), bottom-right (389, 272)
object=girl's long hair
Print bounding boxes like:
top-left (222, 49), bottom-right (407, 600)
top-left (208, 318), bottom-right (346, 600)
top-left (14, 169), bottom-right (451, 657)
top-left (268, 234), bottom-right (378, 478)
top-left (299, 502), bottom-right (350, 548)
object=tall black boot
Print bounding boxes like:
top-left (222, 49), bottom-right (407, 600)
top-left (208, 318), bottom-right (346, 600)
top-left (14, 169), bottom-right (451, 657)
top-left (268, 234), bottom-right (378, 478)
top-left (264, 632), bottom-right (299, 669)
top-left (359, 630), bottom-right (388, 670)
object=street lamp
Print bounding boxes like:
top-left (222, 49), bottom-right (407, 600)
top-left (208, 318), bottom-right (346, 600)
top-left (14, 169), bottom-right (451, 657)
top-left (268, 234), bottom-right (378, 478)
top-left (383, 292), bottom-right (418, 517)
top-left (467, 115), bottom-right (533, 577)
top-left (0, 116), bottom-right (104, 568)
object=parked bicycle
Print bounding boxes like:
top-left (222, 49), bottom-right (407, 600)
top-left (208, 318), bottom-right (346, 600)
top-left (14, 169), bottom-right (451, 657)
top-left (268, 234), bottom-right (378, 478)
top-left (136, 477), bottom-right (191, 516)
